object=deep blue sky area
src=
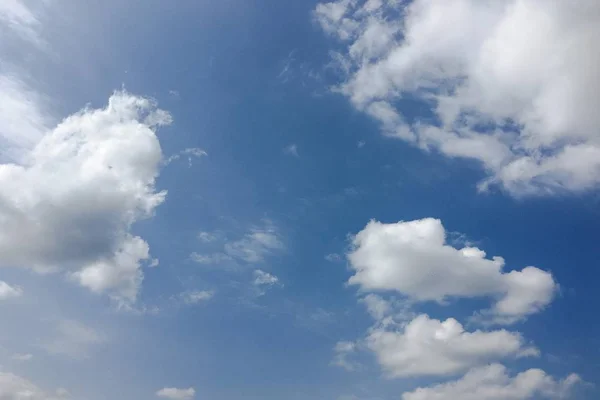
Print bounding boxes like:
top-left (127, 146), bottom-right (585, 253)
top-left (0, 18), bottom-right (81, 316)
top-left (0, 1), bottom-right (599, 400)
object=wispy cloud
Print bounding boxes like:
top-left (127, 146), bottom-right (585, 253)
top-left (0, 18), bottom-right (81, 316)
top-left (191, 221), bottom-right (284, 267)
top-left (42, 320), bottom-right (105, 360)
top-left (156, 387), bottom-right (195, 400)
top-left (283, 144), bottom-right (299, 157)
top-left (11, 353), bottom-right (33, 362)
top-left (179, 290), bottom-right (215, 305)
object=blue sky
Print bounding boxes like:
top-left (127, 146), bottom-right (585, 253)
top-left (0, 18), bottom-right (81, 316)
top-left (0, 1), bottom-right (599, 399)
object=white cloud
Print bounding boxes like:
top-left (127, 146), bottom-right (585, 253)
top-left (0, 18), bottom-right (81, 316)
top-left (0, 91), bottom-right (171, 303)
top-left (402, 363), bottom-right (581, 400)
top-left (253, 269), bottom-right (280, 286)
top-left (368, 314), bottom-right (537, 378)
top-left (156, 387), bottom-right (195, 400)
top-left (11, 353), bottom-right (33, 362)
top-left (348, 218), bottom-right (557, 324)
top-left (0, 281), bottom-right (22, 300)
top-left (42, 320), bottom-right (104, 359)
top-left (283, 144), bottom-right (299, 157)
top-left (180, 290), bottom-right (214, 305)
top-left (315, 0), bottom-right (600, 195)
top-left (0, 372), bottom-right (69, 400)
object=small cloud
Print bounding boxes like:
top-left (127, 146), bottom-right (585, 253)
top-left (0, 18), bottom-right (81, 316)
top-left (156, 387), bottom-right (195, 400)
top-left (165, 148), bottom-right (207, 167)
top-left (277, 49), bottom-right (297, 83)
top-left (191, 221), bottom-right (284, 267)
top-left (0, 281), bottom-right (23, 300)
top-left (325, 253), bottom-right (342, 262)
top-left (180, 290), bottom-right (214, 305)
top-left (253, 270), bottom-right (280, 286)
top-left (197, 231), bottom-right (218, 243)
top-left (283, 144), bottom-right (299, 157)
top-left (168, 90), bottom-right (180, 99)
top-left (148, 258), bottom-right (160, 268)
top-left (357, 140), bottom-right (366, 148)
top-left (190, 252), bottom-right (233, 265)
top-left (11, 353), bottom-right (33, 361)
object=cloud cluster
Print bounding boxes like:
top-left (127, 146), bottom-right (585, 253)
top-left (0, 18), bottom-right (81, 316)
top-left (348, 218), bottom-right (556, 324)
top-left (332, 217), bottom-right (580, 399)
top-left (0, 91), bottom-right (170, 303)
top-left (315, 0), bottom-right (600, 195)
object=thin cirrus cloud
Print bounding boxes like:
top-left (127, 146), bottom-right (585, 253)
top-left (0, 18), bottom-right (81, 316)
top-left (11, 353), bottom-right (33, 362)
top-left (315, 0), bottom-right (600, 195)
top-left (42, 320), bottom-right (105, 360)
top-left (191, 221), bottom-right (284, 266)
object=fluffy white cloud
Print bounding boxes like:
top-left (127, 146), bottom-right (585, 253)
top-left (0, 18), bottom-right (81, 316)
top-left (0, 372), bottom-right (69, 400)
top-left (368, 314), bottom-right (537, 378)
top-left (315, 0), bottom-right (600, 195)
top-left (0, 91), bottom-right (171, 303)
top-left (0, 281), bottom-right (22, 300)
top-left (348, 218), bottom-right (557, 324)
top-left (156, 387), bottom-right (195, 400)
top-left (402, 363), bottom-right (580, 400)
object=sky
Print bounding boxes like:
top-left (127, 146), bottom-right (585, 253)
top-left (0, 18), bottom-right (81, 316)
top-left (0, 0), bottom-right (599, 399)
